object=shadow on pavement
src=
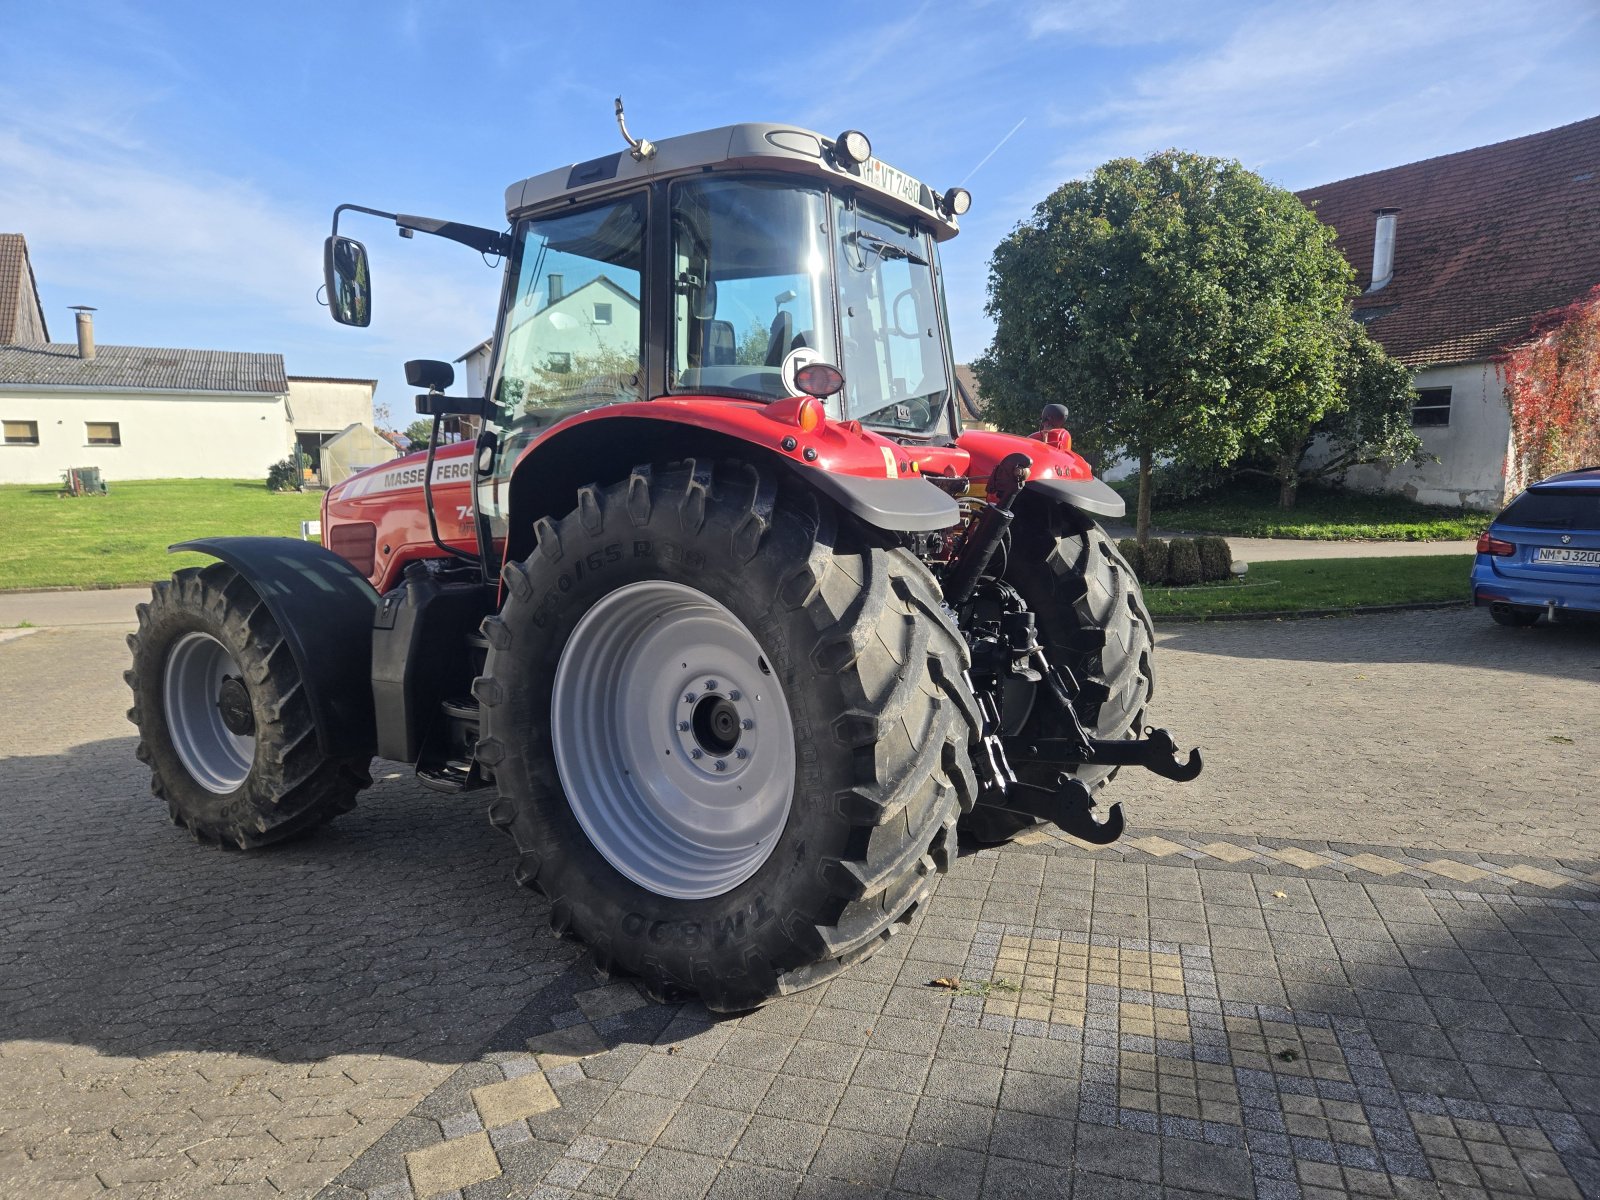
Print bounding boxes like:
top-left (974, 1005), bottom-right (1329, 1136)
top-left (0, 735), bottom-right (578, 1066)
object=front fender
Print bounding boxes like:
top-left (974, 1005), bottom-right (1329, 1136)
top-left (170, 537), bottom-right (378, 758)
top-left (957, 428), bottom-right (1126, 520)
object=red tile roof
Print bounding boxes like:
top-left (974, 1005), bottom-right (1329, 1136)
top-left (1296, 115), bottom-right (1600, 367)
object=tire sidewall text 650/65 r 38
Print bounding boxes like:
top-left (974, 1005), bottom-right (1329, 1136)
top-left (475, 461), bottom-right (979, 1011)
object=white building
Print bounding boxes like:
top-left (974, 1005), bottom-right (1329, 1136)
top-left (1297, 115), bottom-right (1600, 509)
top-left (0, 235), bottom-right (385, 486)
top-left (457, 273), bottom-right (641, 402)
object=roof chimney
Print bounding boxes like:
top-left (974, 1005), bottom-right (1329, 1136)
top-left (1368, 209), bottom-right (1399, 293)
top-left (69, 305), bottom-right (97, 359)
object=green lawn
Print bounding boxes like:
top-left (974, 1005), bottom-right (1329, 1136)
top-left (1118, 479), bottom-right (1492, 541)
top-left (1142, 555), bottom-right (1474, 620)
top-left (4, 479), bottom-right (322, 591)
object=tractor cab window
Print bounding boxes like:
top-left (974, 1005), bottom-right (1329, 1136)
top-left (668, 179), bottom-right (834, 400)
top-left (833, 197), bottom-right (948, 435)
top-left (492, 196), bottom-right (645, 428)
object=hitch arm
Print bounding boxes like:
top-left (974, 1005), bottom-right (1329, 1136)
top-left (986, 775), bottom-right (1125, 845)
top-left (1018, 729), bottom-right (1203, 782)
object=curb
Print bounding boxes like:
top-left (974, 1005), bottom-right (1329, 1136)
top-left (1153, 599), bottom-right (1472, 624)
top-left (0, 582), bottom-right (157, 596)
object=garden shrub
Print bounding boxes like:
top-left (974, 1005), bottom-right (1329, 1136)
top-left (1166, 538), bottom-right (1203, 586)
top-left (266, 456), bottom-right (303, 492)
top-left (1197, 536), bottom-right (1233, 582)
top-left (1140, 539), bottom-right (1169, 586)
top-left (1116, 538), bottom-right (1144, 582)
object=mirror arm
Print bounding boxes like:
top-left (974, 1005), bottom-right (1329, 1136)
top-left (395, 215), bottom-right (512, 258)
top-left (415, 394), bottom-right (487, 417)
top-left (331, 204), bottom-right (510, 258)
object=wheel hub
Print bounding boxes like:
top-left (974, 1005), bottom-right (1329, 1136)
top-left (217, 676), bottom-right (255, 736)
top-left (162, 631), bottom-right (255, 794)
top-left (551, 580), bottom-right (795, 900)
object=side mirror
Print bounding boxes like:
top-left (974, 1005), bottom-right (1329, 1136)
top-left (405, 359), bottom-right (455, 391)
top-left (324, 236), bottom-right (372, 327)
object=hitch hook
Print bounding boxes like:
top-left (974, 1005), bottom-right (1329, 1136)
top-left (1141, 727), bottom-right (1204, 782)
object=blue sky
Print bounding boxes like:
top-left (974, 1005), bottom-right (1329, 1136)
top-left (3, 0), bottom-right (1597, 425)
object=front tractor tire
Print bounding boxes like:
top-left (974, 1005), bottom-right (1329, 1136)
top-left (126, 563), bottom-right (371, 848)
top-left (963, 513), bottom-right (1156, 845)
top-left (476, 463), bottom-right (980, 1011)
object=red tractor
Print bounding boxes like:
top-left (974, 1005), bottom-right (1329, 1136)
top-left (127, 111), bottom-right (1199, 1011)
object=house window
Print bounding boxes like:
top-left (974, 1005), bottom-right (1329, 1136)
top-left (1411, 387), bottom-right (1451, 427)
top-left (86, 421), bottom-right (121, 446)
top-left (593, 302), bottom-right (612, 325)
top-left (3, 420), bottom-right (39, 446)
top-left (547, 352), bottom-right (572, 374)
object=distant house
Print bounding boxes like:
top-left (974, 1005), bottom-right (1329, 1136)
top-left (458, 273), bottom-right (644, 401)
top-left (1297, 115), bottom-right (1600, 508)
top-left (0, 234), bottom-right (385, 486)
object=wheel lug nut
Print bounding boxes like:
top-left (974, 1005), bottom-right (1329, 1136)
top-left (714, 759), bottom-right (727, 771)
top-left (704, 679), bottom-right (718, 691)
top-left (728, 690), bottom-right (741, 701)
top-left (690, 748), bottom-right (703, 760)
top-left (735, 748), bottom-right (749, 760)
top-left (684, 693), bottom-right (696, 704)
top-left (678, 720), bottom-right (690, 732)
top-left (742, 718), bottom-right (754, 730)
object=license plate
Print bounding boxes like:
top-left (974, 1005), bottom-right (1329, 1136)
top-left (1535, 546), bottom-right (1600, 565)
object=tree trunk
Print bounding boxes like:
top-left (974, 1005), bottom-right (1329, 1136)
top-left (1276, 454), bottom-right (1299, 509)
top-left (1137, 449), bottom-right (1153, 546)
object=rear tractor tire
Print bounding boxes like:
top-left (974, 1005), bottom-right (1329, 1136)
top-left (126, 562), bottom-right (371, 848)
top-left (962, 513), bottom-right (1156, 845)
top-left (476, 462), bottom-right (980, 1011)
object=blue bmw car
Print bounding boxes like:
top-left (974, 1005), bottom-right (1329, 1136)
top-left (1472, 466), bottom-right (1600, 626)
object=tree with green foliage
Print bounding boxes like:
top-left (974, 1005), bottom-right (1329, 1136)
top-left (402, 419), bottom-right (434, 449)
top-left (975, 150), bottom-right (1358, 541)
top-left (1244, 320), bottom-right (1425, 507)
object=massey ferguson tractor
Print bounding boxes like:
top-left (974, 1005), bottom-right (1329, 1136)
top-left (127, 110), bottom-right (1200, 1011)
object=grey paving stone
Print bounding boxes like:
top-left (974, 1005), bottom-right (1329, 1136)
top-left (706, 1162), bottom-right (803, 1200)
top-left (618, 1146), bottom-right (721, 1200)
top-left (892, 1140), bottom-right (988, 1199)
top-left (655, 1103), bottom-right (750, 1157)
top-left (909, 1095), bottom-right (994, 1152)
top-left (730, 1114), bottom-right (825, 1173)
top-left (809, 1127), bottom-right (903, 1188)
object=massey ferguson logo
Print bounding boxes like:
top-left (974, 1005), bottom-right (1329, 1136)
top-left (379, 460), bottom-right (473, 489)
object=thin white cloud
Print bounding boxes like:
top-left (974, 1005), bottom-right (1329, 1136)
top-left (0, 86), bottom-right (496, 409)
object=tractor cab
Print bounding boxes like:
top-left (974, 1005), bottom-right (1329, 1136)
top-left (477, 123), bottom-right (971, 528)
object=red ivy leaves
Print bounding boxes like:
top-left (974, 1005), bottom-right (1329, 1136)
top-left (1496, 283), bottom-right (1600, 488)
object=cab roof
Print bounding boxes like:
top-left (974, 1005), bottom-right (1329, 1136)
top-left (503, 122), bottom-right (963, 242)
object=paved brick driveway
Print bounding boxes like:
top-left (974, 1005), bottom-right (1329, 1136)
top-left (1, 608), bottom-right (1597, 1199)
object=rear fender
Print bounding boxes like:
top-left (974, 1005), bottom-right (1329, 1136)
top-left (503, 406), bottom-right (958, 566)
top-left (170, 537), bottom-right (378, 758)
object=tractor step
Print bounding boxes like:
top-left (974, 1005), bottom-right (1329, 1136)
top-left (414, 695), bottom-right (489, 793)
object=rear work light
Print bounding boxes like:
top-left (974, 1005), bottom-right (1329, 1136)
top-left (1476, 532), bottom-right (1515, 556)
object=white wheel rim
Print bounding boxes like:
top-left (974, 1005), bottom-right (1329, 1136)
top-left (551, 580), bottom-right (796, 900)
top-left (162, 632), bottom-right (254, 794)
